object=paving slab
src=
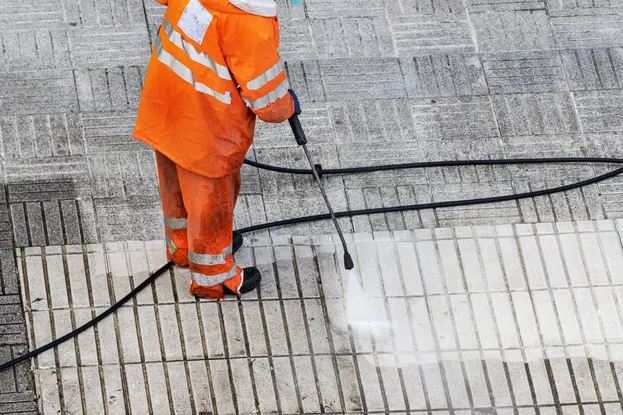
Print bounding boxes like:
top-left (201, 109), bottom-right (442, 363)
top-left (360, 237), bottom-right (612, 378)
top-left (1, 0), bottom-right (623, 412)
top-left (3, 3), bottom-right (623, 243)
top-left (11, 222), bottom-right (623, 413)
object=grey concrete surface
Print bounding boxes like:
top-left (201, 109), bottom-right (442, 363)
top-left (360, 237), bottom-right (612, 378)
top-left (1, 0), bottom-right (623, 413)
top-left (16, 222), bottom-right (623, 414)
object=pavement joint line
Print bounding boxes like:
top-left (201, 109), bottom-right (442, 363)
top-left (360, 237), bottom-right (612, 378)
top-left (268, 243), bottom-right (318, 414)
top-left (309, 242), bottom-right (352, 413)
top-left (433, 227), bottom-right (478, 410)
top-left (413, 226), bottom-right (459, 409)
top-left (573, 222), bottom-right (617, 411)
top-left (254, 242), bottom-right (290, 414)
top-left (448, 226), bottom-right (497, 409)
top-left (80, 245), bottom-right (111, 415)
top-left (38, 248), bottom-right (67, 413)
top-left (552, 223), bottom-right (605, 407)
top-left (531, 226), bottom-right (570, 409)
top-left (169, 268), bottom-right (200, 415)
top-left (514, 225), bottom-right (554, 408)
top-left (101, 240), bottom-right (133, 414)
top-left (352, 234), bottom-right (395, 412)
top-left (192, 296), bottom-right (220, 414)
top-left (485, 224), bottom-right (522, 410)
top-left (387, 229), bottom-right (422, 411)
top-left (216, 298), bottom-right (240, 415)
top-left (290, 242), bottom-right (333, 412)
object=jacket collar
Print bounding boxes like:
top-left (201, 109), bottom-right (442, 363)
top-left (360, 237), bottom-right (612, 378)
top-left (228, 0), bottom-right (277, 16)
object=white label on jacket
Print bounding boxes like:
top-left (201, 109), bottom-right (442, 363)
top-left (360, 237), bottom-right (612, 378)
top-left (178, 0), bottom-right (213, 45)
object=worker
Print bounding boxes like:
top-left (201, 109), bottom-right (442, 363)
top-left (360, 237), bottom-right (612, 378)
top-left (133, 0), bottom-right (301, 299)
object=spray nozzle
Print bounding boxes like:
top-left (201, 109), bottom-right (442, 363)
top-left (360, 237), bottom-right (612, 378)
top-left (343, 252), bottom-right (354, 270)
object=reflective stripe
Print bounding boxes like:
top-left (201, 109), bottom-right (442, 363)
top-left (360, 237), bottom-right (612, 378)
top-left (162, 18), bottom-right (232, 81)
top-left (236, 268), bottom-right (244, 294)
top-left (155, 36), bottom-right (232, 104)
top-left (188, 245), bottom-right (232, 266)
top-left (165, 236), bottom-right (178, 254)
top-left (247, 61), bottom-right (284, 90)
top-left (164, 217), bottom-right (187, 229)
top-left (243, 78), bottom-right (290, 110)
top-left (191, 264), bottom-right (237, 287)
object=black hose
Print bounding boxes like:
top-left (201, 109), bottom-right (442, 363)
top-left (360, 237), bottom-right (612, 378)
top-left (238, 164), bottom-right (623, 233)
top-left (2, 156), bottom-right (622, 373)
top-left (0, 259), bottom-right (174, 373)
top-left (244, 156), bottom-right (623, 176)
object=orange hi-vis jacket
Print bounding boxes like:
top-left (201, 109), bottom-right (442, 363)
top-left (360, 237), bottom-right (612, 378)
top-left (134, 0), bottom-right (295, 178)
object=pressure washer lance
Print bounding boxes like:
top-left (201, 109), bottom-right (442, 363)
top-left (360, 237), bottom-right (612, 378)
top-left (288, 114), bottom-right (354, 271)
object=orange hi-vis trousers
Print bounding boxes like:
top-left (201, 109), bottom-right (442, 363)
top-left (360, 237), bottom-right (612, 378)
top-left (156, 151), bottom-right (242, 299)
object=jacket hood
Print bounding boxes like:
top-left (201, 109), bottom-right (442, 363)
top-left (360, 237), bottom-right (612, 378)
top-left (228, 0), bottom-right (277, 16)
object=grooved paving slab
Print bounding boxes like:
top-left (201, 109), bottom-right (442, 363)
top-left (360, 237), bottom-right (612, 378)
top-left (75, 67), bottom-right (146, 111)
top-left (549, 9), bottom-right (623, 49)
top-left (0, 30), bottom-right (70, 71)
top-left (16, 222), bottom-right (623, 414)
top-left (305, 0), bottom-right (386, 18)
top-left (0, 70), bottom-right (78, 116)
top-left (390, 14), bottom-right (476, 56)
top-left (62, 0), bottom-right (147, 27)
top-left (401, 53), bottom-right (488, 97)
top-left (482, 51), bottom-right (568, 94)
top-left (0, 113), bottom-right (84, 158)
top-left (310, 17), bottom-right (395, 58)
top-left (2, 0), bottom-right (623, 412)
top-left (560, 48), bottom-right (623, 92)
top-left (1, 0), bottom-right (622, 246)
top-left (470, 11), bottom-right (556, 52)
top-left (0, 0), bottom-right (65, 30)
top-left (68, 27), bottom-right (152, 68)
top-left (320, 58), bottom-right (408, 100)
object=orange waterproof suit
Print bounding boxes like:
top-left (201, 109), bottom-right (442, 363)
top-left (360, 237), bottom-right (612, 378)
top-left (134, 0), bottom-right (295, 298)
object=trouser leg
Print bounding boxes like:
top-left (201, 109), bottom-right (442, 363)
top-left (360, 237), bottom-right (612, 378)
top-left (156, 151), bottom-right (189, 266)
top-left (177, 166), bottom-right (242, 299)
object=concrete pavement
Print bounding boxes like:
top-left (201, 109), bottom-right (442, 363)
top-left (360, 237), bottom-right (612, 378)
top-left (1, 0), bottom-right (623, 413)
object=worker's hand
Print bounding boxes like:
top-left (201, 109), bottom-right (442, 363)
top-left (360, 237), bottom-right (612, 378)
top-left (289, 89), bottom-right (301, 116)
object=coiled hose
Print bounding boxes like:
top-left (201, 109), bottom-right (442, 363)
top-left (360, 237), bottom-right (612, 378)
top-left (1, 156), bottom-right (622, 372)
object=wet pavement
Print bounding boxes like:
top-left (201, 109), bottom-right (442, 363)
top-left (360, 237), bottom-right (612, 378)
top-left (16, 222), bottom-right (623, 414)
top-left (2, 0), bottom-right (623, 413)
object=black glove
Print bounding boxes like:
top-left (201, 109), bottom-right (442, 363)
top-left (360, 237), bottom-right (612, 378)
top-left (289, 89), bottom-right (301, 116)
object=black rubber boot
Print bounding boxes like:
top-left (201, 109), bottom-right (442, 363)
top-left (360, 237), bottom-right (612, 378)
top-left (233, 231), bottom-right (243, 254)
top-left (223, 267), bottom-right (261, 296)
